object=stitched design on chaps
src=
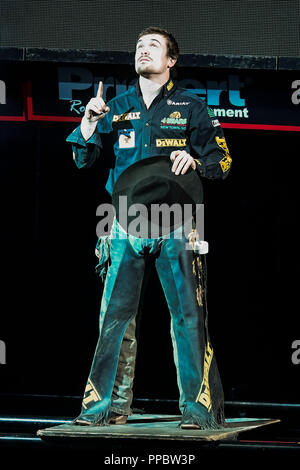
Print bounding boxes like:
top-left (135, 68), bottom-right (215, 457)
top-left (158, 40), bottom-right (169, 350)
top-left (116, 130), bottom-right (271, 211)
top-left (196, 342), bottom-right (213, 411)
top-left (82, 378), bottom-right (102, 409)
top-left (192, 255), bottom-right (203, 307)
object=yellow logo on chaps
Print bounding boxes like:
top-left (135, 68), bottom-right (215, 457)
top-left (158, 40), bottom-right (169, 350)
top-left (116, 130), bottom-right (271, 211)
top-left (196, 342), bottom-right (213, 411)
top-left (82, 378), bottom-right (101, 409)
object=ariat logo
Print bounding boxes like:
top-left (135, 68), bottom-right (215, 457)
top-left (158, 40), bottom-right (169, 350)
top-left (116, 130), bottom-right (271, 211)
top-left (113, 112), bottom-right (141, 122)
top-left (216, 136), bottom-right (232, 173)
top-left (82, 379), bottom-right (101, 409)
top-left (196, 342), bottom-right (213, 411)
top-left (156, 138), bottom-right (187, 147)
top-left (167, 100), bottom-right (190, 106)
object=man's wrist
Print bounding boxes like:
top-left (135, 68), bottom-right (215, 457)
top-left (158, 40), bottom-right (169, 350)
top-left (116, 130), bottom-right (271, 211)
top-left (194, 158), bottom-right (203, 175)
top-left (81, 116), bottom-right (97, 141)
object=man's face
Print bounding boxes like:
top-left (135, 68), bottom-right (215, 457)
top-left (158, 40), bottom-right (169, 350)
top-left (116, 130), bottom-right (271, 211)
top-left (135, 34), bottom-right (176, 77)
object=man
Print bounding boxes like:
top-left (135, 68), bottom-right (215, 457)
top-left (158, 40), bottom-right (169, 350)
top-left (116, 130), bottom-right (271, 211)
top-left (66, 27), bottom-right (232, 429)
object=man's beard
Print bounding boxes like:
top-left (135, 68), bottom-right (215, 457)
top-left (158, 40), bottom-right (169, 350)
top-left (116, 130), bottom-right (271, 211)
top-left (136, 62), bottom-right (157, 76)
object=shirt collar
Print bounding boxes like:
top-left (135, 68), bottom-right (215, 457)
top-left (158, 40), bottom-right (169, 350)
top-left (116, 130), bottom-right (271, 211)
top-left (135, 77), bottom-right (176, 99)
top-left (139, 76), bottom-right (163, 97)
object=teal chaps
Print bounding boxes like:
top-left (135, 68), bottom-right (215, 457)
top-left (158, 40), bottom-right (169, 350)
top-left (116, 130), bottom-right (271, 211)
top-left (74, 229), bottom-right (225, 428)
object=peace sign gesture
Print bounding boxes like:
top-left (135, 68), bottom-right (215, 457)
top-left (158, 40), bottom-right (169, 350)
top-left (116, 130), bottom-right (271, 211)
top-left (84, 81), bottom-right (110, 122)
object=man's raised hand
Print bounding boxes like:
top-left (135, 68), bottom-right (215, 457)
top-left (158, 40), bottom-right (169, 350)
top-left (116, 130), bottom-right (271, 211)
top-left (84, 81), bottom-right (110, 122)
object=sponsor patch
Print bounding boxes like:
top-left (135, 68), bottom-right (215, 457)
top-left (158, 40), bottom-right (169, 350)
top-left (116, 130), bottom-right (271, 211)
top-left (166, 80), bottom-right (174, 91)
top-left (212, 119), bottom-right (220, 127)
top-left (156, 138), bottom-right (187, 147)
top-left (216, 136), bottom-right (229, 153)
top-left (118, 129), bottom-right (135, 148)
top-left (219, 155), bottom-right (232, 172)
top-left (82, 378), bottom-right (101, 409)
top-left (113, 112), bottom-right (140, 122)
top-left (207, 106), bottom-right (215, 118)
top-left (216, 136), bottom-right (232, 172)
top-left (160, 111), bottom-right (188, 129)
top-left (167, 99), bottom-right (190, 105)
top-left (196, 342), bottom-right (213, 412)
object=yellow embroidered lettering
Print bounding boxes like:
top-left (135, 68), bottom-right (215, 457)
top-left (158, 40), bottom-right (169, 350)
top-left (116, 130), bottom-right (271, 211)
top-left (113, 112), bottom-right (141, 122)
top-left (82, 379), bottom-right (101, 409)
top-left (196, 343), bottom-right (214, 411)
top-left (216, 136), bottom-right (232, 173)
top-left (156, 138), bottom-right (187, 147)
top-left (167, 80), bottom-right (174, 91)
top-left (220, 156), bottom-right (232, 172)
top-left (216, 136), bottom-right (229, 153)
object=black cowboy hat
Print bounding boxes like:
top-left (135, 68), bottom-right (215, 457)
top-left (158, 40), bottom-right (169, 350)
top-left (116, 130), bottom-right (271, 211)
top-left (112, 155), bottom-right (203, 238)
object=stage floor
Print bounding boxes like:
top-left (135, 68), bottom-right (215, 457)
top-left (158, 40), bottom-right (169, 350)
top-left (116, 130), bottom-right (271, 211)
top-left (1, 397), bottom-right (300, 463)
top-left (37, 414), bottom-right (280, 442)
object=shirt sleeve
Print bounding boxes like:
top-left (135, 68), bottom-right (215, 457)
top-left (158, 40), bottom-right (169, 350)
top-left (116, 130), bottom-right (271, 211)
top-left (65, 104), bottom-right (113, 169)
top-left (66, 125), bottom-right (102, 168)
top-left (188, 102), bottom-right (232, 180)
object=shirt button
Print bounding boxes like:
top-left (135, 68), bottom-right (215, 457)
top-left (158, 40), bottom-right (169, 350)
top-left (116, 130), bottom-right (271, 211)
top-left (144, 144), bottom-right (148, 147)
top-left (146, 123), bottom-right (149, 126)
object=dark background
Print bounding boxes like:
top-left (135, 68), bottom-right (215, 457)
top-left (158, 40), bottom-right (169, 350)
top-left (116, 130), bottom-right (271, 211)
top-left (0, 0), bottom-right (299, 409)
top-left (1, 0), bottom-right (299, 56)
top-left (1, 121), bottom-right (299, 404)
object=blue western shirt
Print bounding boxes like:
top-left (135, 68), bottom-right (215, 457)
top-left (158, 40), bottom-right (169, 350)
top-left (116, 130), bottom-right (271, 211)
top-left (66, 78), bottom-right (232, 195)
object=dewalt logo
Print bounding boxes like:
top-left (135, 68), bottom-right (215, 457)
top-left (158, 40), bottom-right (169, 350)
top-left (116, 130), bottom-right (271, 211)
top-left (156, 138), bottom-right (187, 147)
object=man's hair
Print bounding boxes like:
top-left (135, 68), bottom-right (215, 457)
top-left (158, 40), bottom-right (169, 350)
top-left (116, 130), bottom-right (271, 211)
top-left (137, 26), bottom-right (179, 60)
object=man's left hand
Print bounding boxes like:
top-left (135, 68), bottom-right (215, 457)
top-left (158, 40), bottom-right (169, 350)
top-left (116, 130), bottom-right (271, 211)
top-left (170, 150), bottom-right (196, 175)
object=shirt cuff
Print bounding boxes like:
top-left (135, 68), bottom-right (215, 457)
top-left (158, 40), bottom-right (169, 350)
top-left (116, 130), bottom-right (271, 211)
top-left (66, 125), bottom-right (102, 147)
top-left (194, 158), bottom-right (204, 176)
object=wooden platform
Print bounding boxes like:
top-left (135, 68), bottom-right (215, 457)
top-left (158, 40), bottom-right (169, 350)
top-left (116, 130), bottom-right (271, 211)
top-left (37, 414), bottom-right (280, 442)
